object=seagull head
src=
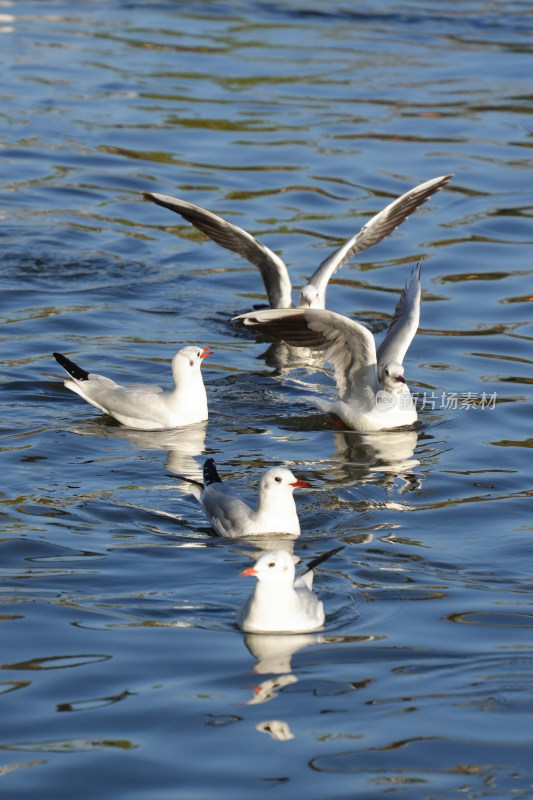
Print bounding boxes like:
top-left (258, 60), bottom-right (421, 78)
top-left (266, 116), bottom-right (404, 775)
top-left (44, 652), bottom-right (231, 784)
top-left (381, 361), bottom-right (407, 393)
top-left (259, 467), bottom-right (311, 495)
top-left (297, 283), bottom-right (321, 308)
top-left (240, 549), bottom-right (296, 584)
top-left (172, 345), bottom-right (211, 376)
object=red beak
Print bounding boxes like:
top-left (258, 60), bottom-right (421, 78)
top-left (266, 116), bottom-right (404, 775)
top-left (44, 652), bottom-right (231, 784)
top-left (290, 479), bottom-right (311, 488)
top-left (396, 374), bottom-right (405, 383)
top-left (200, 347), bottom-right (212, 359)
top-left (240, 567), bottom-right (257, 577)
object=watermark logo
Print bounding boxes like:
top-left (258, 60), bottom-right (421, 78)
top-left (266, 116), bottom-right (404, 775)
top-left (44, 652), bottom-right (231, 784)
top-left (376, 390), bottom-right (396, 412)
top-left (375, 390), bottom-right (498, 412)
top-left (414, 390), bottom-right (498, 411)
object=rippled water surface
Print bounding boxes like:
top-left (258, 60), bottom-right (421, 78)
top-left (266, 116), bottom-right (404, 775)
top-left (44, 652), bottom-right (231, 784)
top-left (2, 1), bottom-right (533, 797)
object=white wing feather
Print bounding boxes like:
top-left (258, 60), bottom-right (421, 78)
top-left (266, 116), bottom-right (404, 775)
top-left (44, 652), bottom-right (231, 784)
top-left (376, 262), bottom-right (421, 375)
top-left (234, 307), bottom-right (380, 407)
top-left (307, 174), bottom-right (453, 304)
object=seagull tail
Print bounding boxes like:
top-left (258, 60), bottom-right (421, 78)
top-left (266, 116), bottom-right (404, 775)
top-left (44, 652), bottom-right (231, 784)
top-left (53, 352), bottom-right (90, 382)
top-left (302, 545), bottom-right (344, 575)
top-left (203, 458), bottom-right (223, 486)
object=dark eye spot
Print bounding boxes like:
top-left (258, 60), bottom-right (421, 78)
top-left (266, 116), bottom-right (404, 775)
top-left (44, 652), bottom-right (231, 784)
top-left (268, 562), bottom-right (275, 568)
top-left (274, 476), bottom-right (281, 483)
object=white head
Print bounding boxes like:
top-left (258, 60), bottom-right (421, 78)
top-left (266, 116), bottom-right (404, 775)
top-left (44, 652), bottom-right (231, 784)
top-left (380, 360), bottom-right (407, 394)
top-left (297, 283), bottom-right (321, 308)
top-left (172, 345), bottom-right (211, 382)
top-left (240, 549), bottom-right (296, 585)
top-left (259, 467), bottom-right (311, 496)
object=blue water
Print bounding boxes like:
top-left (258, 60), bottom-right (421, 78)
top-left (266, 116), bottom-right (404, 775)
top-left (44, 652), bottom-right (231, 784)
top-left (1, 1), bottom-right (533, 797)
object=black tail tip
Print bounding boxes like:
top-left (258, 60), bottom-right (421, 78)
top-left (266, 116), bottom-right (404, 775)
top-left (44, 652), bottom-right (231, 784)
top-left (53, 352), bottom-right (90, 382)
top-left (304, 545), bottom-right (344, 574)
top-left (203, 458), bottom-right (222, 486)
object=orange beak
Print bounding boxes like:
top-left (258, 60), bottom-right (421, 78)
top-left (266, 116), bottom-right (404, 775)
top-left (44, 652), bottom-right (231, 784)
top-left (239, 567), bottom-right (257, 578)
top-left (240, 567), bottom-right (257, 577)
top-left (291, 479), bottom-right (311, 488)
top-left (200, 347), bottom-right (212, 360)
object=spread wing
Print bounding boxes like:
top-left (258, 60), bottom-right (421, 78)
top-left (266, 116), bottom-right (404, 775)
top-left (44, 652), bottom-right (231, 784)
top-left (143, 192), bottom-right (293, 308)
top-left (308, 174), bottom-right (453, 303)
top-left (376, 261), bottom-right (421, 375)
top-left (233, 307), bottom-right (380, 404)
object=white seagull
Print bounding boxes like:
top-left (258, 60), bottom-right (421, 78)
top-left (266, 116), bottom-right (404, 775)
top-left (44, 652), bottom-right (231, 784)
top-left (184, 458), bottom-right (310, 538)
top-left (53, 346), bottom-right (211, 430)
top-left (232, 262), bottom-right (422, 432)
top-left (142, 174), bottom-right (452, 309)
top-left (237, 546), bottom-right (343, 634)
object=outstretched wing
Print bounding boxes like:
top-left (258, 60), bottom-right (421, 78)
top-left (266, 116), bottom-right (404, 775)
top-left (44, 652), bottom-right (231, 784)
top-left (233, 307), bottom-right (380, 404)
top-left (143, 192), bottom-right (293, 308)
top-left (376, 261), bottom-right (421, 375)
top-left (307, 174), bottom-right (453, 304)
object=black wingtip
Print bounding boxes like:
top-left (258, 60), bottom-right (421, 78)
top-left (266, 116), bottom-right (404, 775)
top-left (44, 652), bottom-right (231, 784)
top-left (203, 458), bottom-right (223, 486)
top-left (142, 191), bottom-right (179, 213)
top-left (303, 545), bottom-right (344, 574)
top-left (53, 352), bottom-right (90, 382)
top-left (166, 472), bottom-right (203, 490)
top-left (409, 259), bottom-right (422, 282)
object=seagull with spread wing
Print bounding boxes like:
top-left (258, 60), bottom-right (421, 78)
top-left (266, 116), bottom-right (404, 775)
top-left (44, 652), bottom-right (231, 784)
top-left (232, 262), bottom-right (423, 432)
top-left (143, 174), bottom-right (452, 309)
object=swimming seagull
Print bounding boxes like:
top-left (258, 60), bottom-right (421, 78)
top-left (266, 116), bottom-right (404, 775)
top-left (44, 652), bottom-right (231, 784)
top-left (142, 174), bottom-right (452, 309)
top-left (237, 546), bottom-right (343, 633)
top-left (232, 262), bottom-right (422, 432)
top-left (183, 458), bottom-right (310, 538)
top-left (53, 347), bottom-right (211, 430)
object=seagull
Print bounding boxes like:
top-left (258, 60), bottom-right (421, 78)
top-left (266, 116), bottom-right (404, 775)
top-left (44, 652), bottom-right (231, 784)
top-left (183, 458), bottom-right (310, 538)
top-left (237, 546), bottom-right (343, 634)
top-left (232, 262), bottom-right (422, 432)
top-left (53, 346), bottom-right (211, 430)
top-left (142, 174), bottom-right (452, 309)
